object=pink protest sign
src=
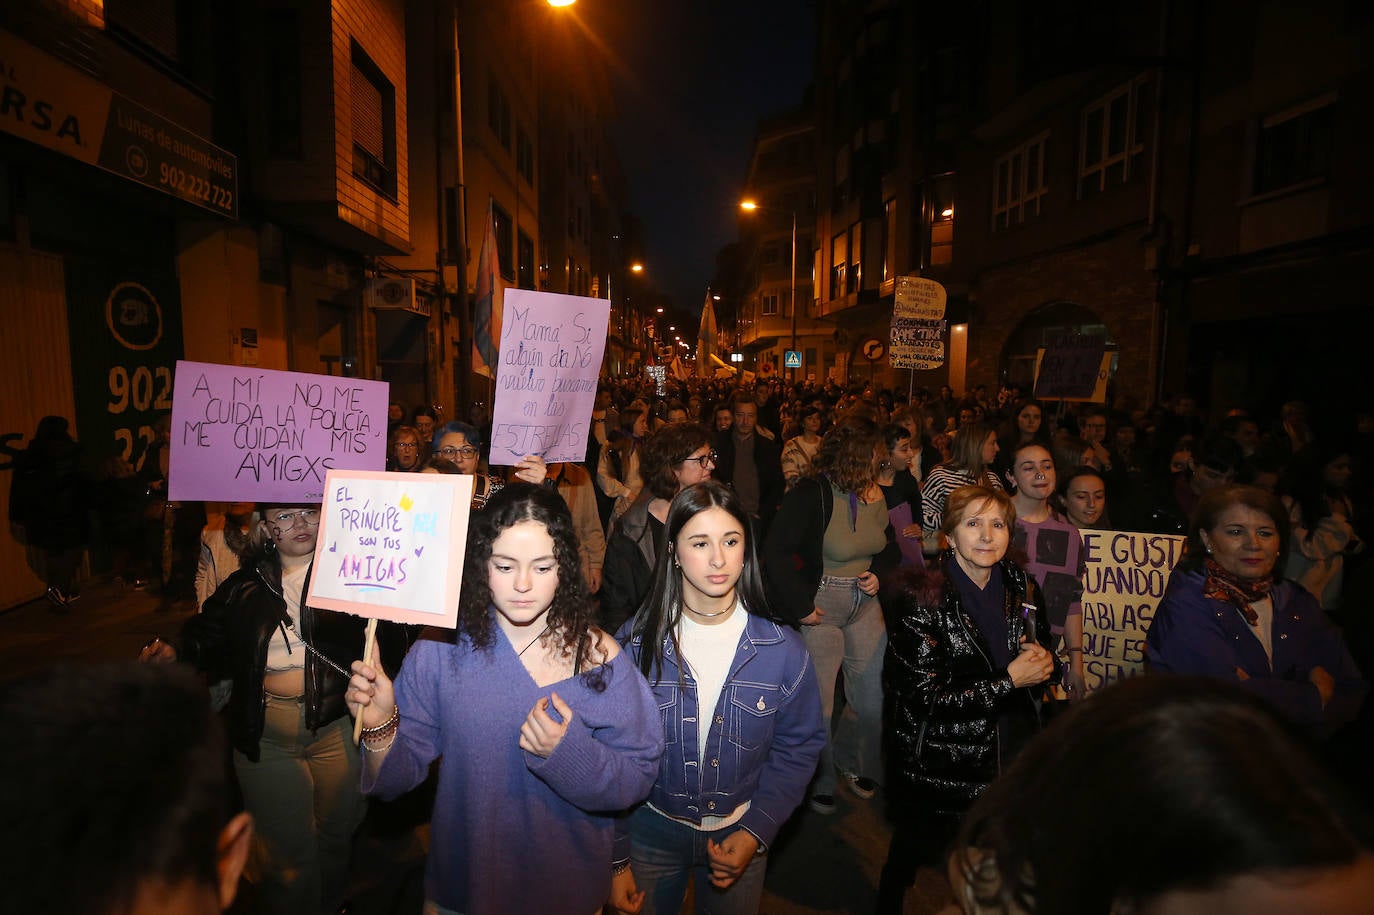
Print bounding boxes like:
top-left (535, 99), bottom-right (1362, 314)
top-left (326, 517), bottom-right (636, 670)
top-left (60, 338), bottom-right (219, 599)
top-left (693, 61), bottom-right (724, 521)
top-left (488, 289), bottom-right (611, 466)
top-left (168, 361), bottom-right (388, 503)
top-left (306, 470), bottom-right (473, 627)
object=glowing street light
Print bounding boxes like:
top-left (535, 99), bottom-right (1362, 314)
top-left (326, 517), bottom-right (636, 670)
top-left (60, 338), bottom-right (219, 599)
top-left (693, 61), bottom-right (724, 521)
top-left (546, 0), bottom-right (576, 6)
top-left (631, 263), bottom-right (644, 274)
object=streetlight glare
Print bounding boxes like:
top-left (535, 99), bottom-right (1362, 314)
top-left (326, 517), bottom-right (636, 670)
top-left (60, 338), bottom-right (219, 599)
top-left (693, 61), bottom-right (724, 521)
top-left (739, 200), bottom-right (759, 211)
top-left (655, 307), bottom-right (664, 313)
top-left (547, 0), bottom-right (576, 6)
top-left (631, 263), bottom-right (644, 273)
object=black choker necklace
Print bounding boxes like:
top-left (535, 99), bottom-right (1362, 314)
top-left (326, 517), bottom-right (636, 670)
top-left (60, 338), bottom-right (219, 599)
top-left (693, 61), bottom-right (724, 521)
top-left (683, 599), bottom-right (733, 619)
top-left (516, 622), bottom-right (550, 657)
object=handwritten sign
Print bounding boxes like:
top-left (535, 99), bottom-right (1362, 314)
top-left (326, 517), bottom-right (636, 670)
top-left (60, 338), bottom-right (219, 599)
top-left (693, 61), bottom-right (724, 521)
top-left (168, 361), bottom-right (387, 502)
top-left (307, 470), bottom-right (474, 627)
top-left (1079, 530), bottom-right (1185, 692)
top-left (1033, 334), bottom-right (1108, 400)
top-left (893, 275), bottom-right (947, 320)
top-left (489, 289), bottom-right (611, 466)
top-left (890, 318), bottom-right (946, 370)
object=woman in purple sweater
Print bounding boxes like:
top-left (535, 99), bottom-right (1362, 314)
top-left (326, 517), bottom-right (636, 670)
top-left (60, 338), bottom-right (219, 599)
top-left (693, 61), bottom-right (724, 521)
top-left (346, 483), bottom-right (664, 915)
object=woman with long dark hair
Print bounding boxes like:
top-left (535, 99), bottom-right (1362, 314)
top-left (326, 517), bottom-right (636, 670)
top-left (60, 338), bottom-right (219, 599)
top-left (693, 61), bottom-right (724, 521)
top-left (600, 423), bottom-right (715, 634)
top-left (346, 484), bottom-right (663, 915)
top-left (610, 481), bottom-right (824, 914)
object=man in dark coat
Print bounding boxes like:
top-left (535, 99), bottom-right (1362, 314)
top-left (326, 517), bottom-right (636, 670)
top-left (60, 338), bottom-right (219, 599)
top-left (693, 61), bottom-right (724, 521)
top-left (714, 394), bottom-right (784, 536)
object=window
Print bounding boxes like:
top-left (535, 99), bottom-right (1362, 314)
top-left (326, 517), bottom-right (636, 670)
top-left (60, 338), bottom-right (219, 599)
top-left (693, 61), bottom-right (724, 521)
top-left (517, 231), bottom-right (535, 289)
top-left (351, 42), bottom-right (397, 198)
top-left (517, 128), bottom-right (534, 185)
top-left (491, 202), bottom-right (514, 280)
top-left (1079, 77), bottom-right (1150, 198)
top-left (923, 175), bottom-right (954, 267)
top-left (487, 73), bottom-right (511, 150)
top-left (762, 293), bottom-right (780, 316)
top-left (830, 232), bottom-right (848, 300)
top-left (1253, 96), bottom-right (1334, 195)
top-left (994, 132), bottom-right (1049, 230)
top-left (847, 222), bottom-right (862, 294)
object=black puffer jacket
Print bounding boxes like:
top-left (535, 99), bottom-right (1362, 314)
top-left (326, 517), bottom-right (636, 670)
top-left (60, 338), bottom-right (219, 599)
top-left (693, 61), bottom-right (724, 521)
top-left (882, 556), bottom-right (1053, 817)
top-left (177, 555), bottom-right (405, 761)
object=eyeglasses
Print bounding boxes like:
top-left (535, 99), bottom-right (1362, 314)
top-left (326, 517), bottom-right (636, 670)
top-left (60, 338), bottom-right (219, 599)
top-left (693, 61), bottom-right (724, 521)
top-left (436, 446), bottom-right (479, 460)
top-left (395, 442), bottom-right (419, 451)
top-left (681, 450), bottom-right (718, 469)
top-left (267, 509), bottom-right (321, 530)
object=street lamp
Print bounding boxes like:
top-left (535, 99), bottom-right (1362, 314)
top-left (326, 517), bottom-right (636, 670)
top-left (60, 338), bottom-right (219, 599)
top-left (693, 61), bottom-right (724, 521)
top-left (740, 198), bottom-right (798, 381)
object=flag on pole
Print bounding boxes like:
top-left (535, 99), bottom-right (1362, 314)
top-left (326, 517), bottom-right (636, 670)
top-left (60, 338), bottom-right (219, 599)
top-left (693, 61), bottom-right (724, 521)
top-left (472, 200), bottom-right (503, 378)
top-left (696, 289), bottom-right (717, 378)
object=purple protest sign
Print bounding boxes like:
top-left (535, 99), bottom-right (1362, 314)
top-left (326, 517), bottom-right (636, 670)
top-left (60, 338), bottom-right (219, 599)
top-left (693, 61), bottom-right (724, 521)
top-left (488, 289), bottom-right (611, 466)
top-left (168, 361), bottom-right (388, 503)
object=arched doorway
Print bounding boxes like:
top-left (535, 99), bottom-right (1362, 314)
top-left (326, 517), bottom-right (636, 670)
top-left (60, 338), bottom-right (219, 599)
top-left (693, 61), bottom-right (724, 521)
top-left (999, 301), bottom-right (1117, 394)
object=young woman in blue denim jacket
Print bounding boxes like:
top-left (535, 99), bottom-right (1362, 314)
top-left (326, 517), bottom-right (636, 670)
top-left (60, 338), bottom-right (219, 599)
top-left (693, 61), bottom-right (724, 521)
top-left (610, 480), bottom-right (826, 915)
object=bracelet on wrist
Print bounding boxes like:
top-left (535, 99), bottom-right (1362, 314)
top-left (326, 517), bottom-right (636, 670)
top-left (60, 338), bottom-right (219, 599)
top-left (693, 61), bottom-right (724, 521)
top-left (361, 733), bottom-right (395, 752)
top-left (361, 705), bottom-right (399, 739)
top-left (612, 860), bottom-right (632, 876)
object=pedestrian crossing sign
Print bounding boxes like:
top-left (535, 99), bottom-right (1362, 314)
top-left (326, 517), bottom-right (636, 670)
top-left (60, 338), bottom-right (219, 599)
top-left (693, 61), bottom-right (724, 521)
top-left (784, 350), bottom-right (802, 368)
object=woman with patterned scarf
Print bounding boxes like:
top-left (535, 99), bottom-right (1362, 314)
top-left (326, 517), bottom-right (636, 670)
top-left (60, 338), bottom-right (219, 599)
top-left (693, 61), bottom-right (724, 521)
top-left (1146, 484), bottom-right (1366, 736)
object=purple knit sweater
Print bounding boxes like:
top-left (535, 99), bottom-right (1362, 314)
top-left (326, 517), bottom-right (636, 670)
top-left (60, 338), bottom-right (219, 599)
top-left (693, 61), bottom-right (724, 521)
top-left (362, 629), bottom-right (664, 914)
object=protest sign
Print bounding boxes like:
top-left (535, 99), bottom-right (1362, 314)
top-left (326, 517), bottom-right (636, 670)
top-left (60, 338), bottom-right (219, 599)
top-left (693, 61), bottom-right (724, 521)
top-left (1078, 529), bottom-right (1185, 692)
top-left (893, 275), bottom-right (947, 320)
top-left (168, 361), bottom-right (387, 503)
top-left (891, 276), bottom-right (947, 370)
top-left (1032, 334), bottom-right (1108, 400)
top-left (307, 470), bottom-right (474, 627)
top-left (890, 318), bottom-right (946, 370)
top-left (488, 289), bottom-right (611, 466)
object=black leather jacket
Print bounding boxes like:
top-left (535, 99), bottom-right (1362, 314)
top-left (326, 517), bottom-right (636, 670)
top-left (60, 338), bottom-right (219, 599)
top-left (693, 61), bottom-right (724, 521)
top-left (177, 555), bottom-right (404, 761)
top-left (882, 557), bottom-right (1054, 817)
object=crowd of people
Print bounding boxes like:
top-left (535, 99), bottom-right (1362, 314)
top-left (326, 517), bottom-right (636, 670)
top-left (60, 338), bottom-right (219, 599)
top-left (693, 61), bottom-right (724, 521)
top-left (8, 372), bottom-right (1373, 914)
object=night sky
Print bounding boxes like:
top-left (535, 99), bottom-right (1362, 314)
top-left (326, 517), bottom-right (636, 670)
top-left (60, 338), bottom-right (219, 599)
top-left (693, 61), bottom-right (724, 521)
top-left (578, 0), bottom-right (817, 321)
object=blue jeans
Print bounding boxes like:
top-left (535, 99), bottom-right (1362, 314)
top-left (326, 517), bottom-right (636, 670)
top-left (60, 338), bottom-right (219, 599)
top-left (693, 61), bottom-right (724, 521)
top-left (802, 576), bottom-right (887, 795)
top-left (628, 805), bottom-right (769, 915)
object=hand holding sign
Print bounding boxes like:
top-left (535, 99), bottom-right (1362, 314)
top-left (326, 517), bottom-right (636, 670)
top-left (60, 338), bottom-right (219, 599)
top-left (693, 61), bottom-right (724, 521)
top-left (488, 290), bottom-right (611, 466)
top-left (308, 470), bottom-right (475, 629)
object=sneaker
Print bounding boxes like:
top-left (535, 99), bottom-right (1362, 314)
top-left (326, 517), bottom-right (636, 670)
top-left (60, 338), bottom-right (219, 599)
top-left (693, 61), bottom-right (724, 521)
top-left (843, 772), bottom-right (877, 799)
top-left (808, 793), bottom-right (836, 815)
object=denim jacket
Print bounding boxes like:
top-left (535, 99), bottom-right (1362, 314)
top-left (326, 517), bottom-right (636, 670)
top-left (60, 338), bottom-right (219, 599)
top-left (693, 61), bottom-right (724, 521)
top-left (615, 611), bottom-right (825, 860)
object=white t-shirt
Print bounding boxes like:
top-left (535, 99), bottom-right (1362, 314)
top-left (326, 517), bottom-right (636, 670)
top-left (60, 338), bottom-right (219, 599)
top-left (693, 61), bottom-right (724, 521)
top-left (675, 602), bottom-right (750, 830)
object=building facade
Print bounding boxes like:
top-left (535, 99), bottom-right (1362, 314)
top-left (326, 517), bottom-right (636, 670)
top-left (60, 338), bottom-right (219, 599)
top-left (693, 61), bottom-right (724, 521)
top-left (808, 0), bottom-right (1371, 417)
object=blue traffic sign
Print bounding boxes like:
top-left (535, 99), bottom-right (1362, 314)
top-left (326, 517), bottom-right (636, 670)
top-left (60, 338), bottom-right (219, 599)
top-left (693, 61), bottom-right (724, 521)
top-left (784, 350), bottom-right (802, 368)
